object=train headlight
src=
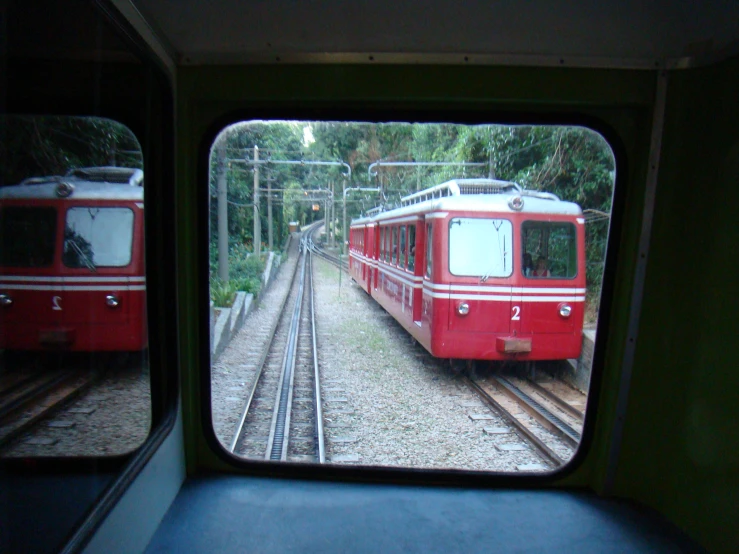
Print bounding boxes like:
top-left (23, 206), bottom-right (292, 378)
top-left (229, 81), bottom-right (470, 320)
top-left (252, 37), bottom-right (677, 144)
top-left (559, 304), bottom-right (572, 318)
top-left (0, 294), bottom-right (12, 307)
top-left (508, 196), bottom-right (524, 211)
top-left (105, 294), bottom-right (120, 308)
top-left (457, 302), bottom-right (470, 316)
top-left (56, 181), bottom-right (75, 197)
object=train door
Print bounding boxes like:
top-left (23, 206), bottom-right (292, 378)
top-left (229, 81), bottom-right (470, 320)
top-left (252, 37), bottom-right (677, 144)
top-left (361, 225), bottom-right (367, 284)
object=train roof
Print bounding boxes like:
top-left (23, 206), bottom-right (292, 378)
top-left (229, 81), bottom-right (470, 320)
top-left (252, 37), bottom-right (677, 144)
top-left (351, 179), bottom-right (581, 226)
top-left (0, 167), bottom-right (144, 201)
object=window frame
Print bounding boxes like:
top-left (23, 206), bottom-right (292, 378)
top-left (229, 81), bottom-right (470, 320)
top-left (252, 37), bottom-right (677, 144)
top-left (198, 114), bottom-right (627, 491)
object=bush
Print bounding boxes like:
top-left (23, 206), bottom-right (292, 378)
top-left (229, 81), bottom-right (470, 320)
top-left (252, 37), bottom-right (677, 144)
top-left (210, 278), bottom-right (238, 307)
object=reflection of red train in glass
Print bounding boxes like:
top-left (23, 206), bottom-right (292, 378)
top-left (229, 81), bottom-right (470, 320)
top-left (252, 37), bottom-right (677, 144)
top-left (0, 167), bottom-right (147, 352)
top-left (349, 179), bottom-right (586, 361)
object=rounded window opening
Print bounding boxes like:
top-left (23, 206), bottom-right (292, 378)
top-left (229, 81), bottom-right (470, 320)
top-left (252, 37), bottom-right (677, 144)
top-left (209, 121), bottom-right (615, 473)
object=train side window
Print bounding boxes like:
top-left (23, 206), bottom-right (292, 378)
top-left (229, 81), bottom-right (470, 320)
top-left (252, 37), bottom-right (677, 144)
top-left (425, 223), bottom-right (432, 278)
top-left (407, 225), bottom-right (416, 272)
top-left (399, 226), bottom-right (406, 268)
top-left (380, 227), bottom-right (385, 259)
top-left (392, 226), bottom-right (398, 265)
top-left (385, 227), bottom-right (391, 262)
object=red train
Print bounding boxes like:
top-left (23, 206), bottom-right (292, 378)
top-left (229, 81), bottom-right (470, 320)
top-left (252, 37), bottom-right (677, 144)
top-left (0, 167), bottom-right (147, 352)
top-left (349, 179), bottom-right (585, 361)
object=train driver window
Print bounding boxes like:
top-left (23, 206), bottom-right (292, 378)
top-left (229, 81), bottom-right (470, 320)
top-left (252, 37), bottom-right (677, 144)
top-left (407, 225), bottom-right (416, 272)
top-left (399, 226), bottom-right (406, 268)
top-left (449, 218), bottom-right (513, 277)
top-left (64, 207), bottom-right (134, 268)
top-left (522, 221), bottom-right (577, 279)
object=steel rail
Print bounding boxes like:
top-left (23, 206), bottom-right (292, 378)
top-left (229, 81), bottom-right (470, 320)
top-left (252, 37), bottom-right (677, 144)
top-left (308, 250), bottom-right (326, 463)
top-left (0, 371), bottom-right (77, 421)
top-left (265, 249), bottom-right (307, 460)
top-left (493, 376), bottom-right (581, 447)
top-left (525, 378), bottom-right (585, 422)
top-left (0, 370), bottom-right (98, 450)
top-left (464, 376), bottom-right (563, 468)
top-left (228, 238), bottom-right (303, 453)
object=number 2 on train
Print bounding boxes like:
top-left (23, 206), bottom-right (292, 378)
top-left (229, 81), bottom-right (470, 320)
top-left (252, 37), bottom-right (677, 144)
top-left (511, 306), bottom-right (520, 320)
top-left (52, 296), bottom-right (62, 311)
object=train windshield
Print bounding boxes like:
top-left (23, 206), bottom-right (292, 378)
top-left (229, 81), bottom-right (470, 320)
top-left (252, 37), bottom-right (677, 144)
top-left (448, 217), bottom-right (512, 278)
top-left (522, 221), bottom-right (577, 279)
top-left (63, 207), bottom-right (134, 268)
top-left (0, 206), bottom-right (57, 267)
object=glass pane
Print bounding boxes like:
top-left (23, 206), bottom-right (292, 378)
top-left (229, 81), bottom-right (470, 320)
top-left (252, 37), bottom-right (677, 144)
top-left (0, 207), bottom-right (57, 267)
top-left (399, 226), bottom-right (406, 268)
top-left (449, 218), bottom-right (512, 277)
top-left (522, 221), bottom-right (577, 279)
top-left (210, 121), bottom-right (615, 475)
top-left (64, 207), bottom-right (134, 268)
top-left (407, 225), bottom-right (416, 271)
top-left (0, 115), bottom-right (150, 460)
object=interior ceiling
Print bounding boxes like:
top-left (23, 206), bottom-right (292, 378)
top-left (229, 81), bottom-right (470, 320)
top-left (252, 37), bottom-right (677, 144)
top-left (132, 0), bottom-right (739, 65)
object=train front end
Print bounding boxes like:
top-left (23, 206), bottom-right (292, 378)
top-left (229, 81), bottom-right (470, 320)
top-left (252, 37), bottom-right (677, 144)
top-left (425, 186), bottom-right (586, 362)
top-left (0, 168), bottom-right (147, 352)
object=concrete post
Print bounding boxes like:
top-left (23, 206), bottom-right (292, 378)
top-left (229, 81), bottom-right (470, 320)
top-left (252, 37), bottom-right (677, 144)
top-left (253, 145), bottom-right (261, 257)
top-left (217, 142), bottom-right (229, 281)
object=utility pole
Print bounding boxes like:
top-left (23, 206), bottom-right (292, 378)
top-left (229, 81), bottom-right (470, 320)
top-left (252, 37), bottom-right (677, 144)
top-left (267, 175), bottom-right (273, 251)
top-left (342, 182), bottom-right (347, 256)
top-left (330, 181), bottom-right (335, 247)
top-left (253, 145), bottom-right (261, 257)
top-left (217, 142), bottom-right (229, 281)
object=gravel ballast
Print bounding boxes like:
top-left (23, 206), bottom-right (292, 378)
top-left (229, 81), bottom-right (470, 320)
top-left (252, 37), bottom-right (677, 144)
top-left (312, 255), bottom-right (556, 472)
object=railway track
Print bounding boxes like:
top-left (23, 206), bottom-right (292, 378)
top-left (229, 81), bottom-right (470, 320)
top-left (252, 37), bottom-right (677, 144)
top-left (308, 225), bottom-right (349, 271)
top-left (0, 367), bottom-right (98, 450)
top-left (466, 373), bottom-right (585, 468)
top-left (230, 230), bottom-right (325, 462)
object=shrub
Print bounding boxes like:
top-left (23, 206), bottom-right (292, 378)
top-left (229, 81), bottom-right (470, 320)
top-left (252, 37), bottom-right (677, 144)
top-left (210, 278), bottom-right (238, 308)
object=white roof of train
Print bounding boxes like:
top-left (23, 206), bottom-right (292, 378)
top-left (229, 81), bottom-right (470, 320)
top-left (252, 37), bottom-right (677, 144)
top-left (0, 167), bottom-right (144, 201)
top-left (351, 179), bottom-right (581, 226)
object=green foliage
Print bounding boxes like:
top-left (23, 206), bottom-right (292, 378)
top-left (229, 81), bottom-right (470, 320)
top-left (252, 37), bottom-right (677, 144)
top-left (209, 242), bottom-right (266, 306)
top-left (1, 115), bottom-right (142, 186)
top-left (210, 279), bottom-right (238, 308)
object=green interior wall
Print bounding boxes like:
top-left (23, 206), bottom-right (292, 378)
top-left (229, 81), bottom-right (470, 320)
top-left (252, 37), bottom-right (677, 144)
top-left (615, 56), bottom-right (739, 553)
top-left (175, 62), bottom-right (738, 550)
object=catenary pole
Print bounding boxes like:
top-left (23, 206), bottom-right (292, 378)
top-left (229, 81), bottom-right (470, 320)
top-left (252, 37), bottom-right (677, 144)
top-left (253, 145), bottom-right (261, 257)
top-left (268, 175), bottom-right (273, 251)
top-left (217, 142), bottom-right (229, 281)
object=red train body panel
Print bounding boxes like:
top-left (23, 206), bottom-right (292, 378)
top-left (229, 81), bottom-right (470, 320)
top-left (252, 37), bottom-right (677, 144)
top-left (349, 179), bottom-right (585, 362)
top-left (0, 167), bottom-right (147, 352)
